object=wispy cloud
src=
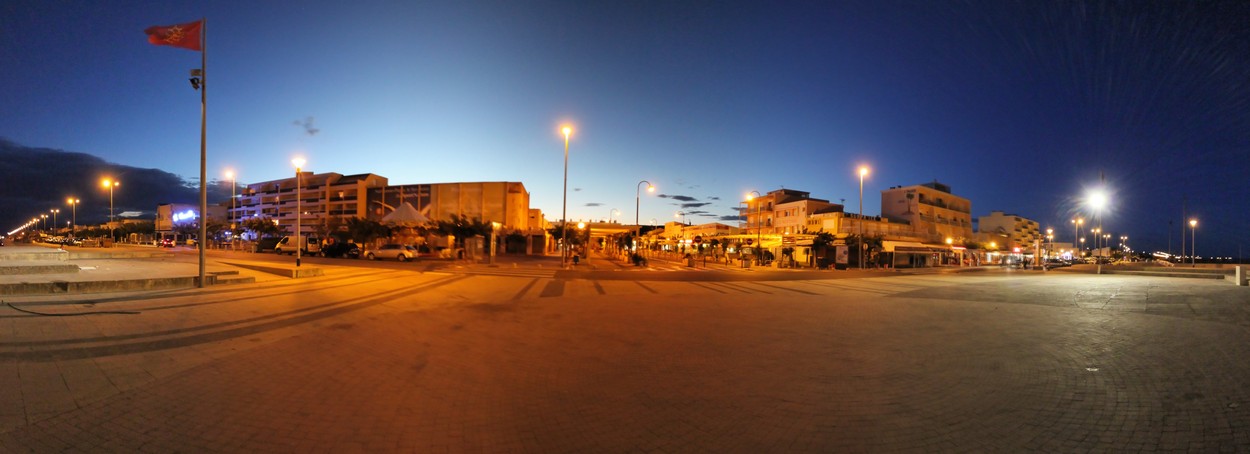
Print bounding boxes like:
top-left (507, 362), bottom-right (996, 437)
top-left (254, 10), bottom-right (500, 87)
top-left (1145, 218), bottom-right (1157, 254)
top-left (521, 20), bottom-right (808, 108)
top-left (584, 202), bottom-right (603, 207)
top-left (658, 194), bottom-right (698, 202)
top-left (681, 202), bottom-right (711, 208)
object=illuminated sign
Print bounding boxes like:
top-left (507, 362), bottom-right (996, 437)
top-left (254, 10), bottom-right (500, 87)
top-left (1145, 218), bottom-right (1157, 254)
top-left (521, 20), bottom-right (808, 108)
top-left (172, 210), bottom-right (198, 223)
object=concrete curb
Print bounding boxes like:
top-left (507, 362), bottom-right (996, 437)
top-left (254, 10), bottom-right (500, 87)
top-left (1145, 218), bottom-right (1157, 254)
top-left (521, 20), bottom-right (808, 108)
top-left (220, 261), bottom-right (325, 279)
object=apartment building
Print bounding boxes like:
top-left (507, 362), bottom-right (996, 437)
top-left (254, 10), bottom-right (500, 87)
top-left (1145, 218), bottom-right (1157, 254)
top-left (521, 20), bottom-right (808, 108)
top-left (235, 172), bottom-right (389, 235)
top-left (977, 210), bottom-right (1041, 251)
top-left (743, 189), bottom-right (837, 235)
top-left (880, 181), bottom-right (973, 244)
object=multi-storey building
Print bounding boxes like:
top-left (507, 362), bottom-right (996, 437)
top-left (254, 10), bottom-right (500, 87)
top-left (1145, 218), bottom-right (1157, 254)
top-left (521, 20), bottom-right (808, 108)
top-left (743, 189), bottom-right (837, 235)
top-left (235, 173), bottom-right (388, 235)
top-left (880, 181), bottom-right (973, 244)
top-left (977, 210), bottom-right (1041, 251)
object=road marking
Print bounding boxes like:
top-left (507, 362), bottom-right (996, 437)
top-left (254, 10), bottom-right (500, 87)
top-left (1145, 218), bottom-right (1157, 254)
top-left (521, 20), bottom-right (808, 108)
top-left (511, 278), bottom-right (540, 301)
top-left (634, 281), bottom-right (658, 294)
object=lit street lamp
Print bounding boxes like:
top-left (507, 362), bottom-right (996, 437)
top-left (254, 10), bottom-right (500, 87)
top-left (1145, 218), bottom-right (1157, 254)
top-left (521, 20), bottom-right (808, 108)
top-left (609, 208), bottom-right (620, 223)
top-left (560, 125), bottom-right (572, 268)
top-left (102, 178), bottom-right (119, 240)
top-left (636, 180), bottom-right (654, 234)
top-left (292, 157), bottom-right (305, 268)
top-left (1189, 218), bottom-right (1197, 267)
top-left (50, 209), bottom-right (59, 235)
top-left (225, 169), bottom-right (236, 229)
top-left (747, 190), bottom-right (762, 263)
top-left (40, 214), bottom-right (47, 233)
top-left (67, 198), bottom-right (79, 237)
top-left (858, 166), bottom-right (870, 269)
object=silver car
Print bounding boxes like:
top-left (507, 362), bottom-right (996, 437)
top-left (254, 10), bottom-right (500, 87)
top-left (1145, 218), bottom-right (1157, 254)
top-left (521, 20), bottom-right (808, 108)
top-left (364, 244), bottom-right (417, 261)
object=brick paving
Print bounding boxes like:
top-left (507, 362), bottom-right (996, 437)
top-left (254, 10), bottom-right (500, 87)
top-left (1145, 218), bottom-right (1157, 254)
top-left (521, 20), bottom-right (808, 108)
top-left (0, 261), bottom-right (1248, 452)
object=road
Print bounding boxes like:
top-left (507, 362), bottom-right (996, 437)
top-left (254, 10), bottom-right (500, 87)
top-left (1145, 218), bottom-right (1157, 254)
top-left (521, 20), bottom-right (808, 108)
top-left (2, 255), bottom-right (1249, 452)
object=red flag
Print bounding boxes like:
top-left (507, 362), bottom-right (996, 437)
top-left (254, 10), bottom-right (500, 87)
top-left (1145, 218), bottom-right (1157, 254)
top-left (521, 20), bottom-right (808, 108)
top-left (145, 20), bottom-right (203, 51)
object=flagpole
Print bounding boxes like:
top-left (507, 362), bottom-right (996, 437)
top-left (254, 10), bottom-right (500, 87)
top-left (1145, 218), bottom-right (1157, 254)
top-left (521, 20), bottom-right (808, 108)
top-left (198, 17), bottom-right (208, 288)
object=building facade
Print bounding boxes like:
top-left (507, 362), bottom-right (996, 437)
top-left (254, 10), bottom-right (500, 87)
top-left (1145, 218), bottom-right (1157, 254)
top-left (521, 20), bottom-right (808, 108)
top-left (976, 210), bottom-right (1041, 251)
top-left (235, 173), bottom-right (389, 235)
top-left (366, 182), bottom-right (531, 231)
top-left (743, 189), bottom-right (837, 235)
top-left (880, 181), bottom-right (973, 244)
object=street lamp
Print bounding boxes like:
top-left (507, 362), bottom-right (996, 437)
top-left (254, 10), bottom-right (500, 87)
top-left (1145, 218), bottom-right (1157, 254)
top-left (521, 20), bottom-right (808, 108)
top-left (40, 214), bottom-right (47, 233)
top-left (292, 157), bottom-right (305, 268)
top-left (67, 198), bottom-right (79, 237)
top-left (102, 178), bottom-right (119, 240)
top-left (636, 180), bottom-right (654, 233)
top-left (746, 190), bottom-right (762, 261)
top-left (609, 208), bottom-right (620, 223)
top-left (560, 125), bottom-right (572, 268)
top-left (1046, 228), bottom-right (1053, 261)
top-left (225, 169), bottom-right (236, 229)
top-left (50, 209), bottom-right (59, 235)
top-left (858, 166), bottom-right (870, 269)
top-left (1189, 218), bottom-right (1197, 267)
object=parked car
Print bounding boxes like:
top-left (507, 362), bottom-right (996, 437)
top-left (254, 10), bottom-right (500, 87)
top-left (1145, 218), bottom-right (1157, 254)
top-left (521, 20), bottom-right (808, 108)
top-left (274, 235), bottom-right (321, 255)
top-left (364, 244), bottom-right (417, 261)
top-left (159, 238), bottom-right (176, 247)
top-left (322, 241), bottom-right (362, 259)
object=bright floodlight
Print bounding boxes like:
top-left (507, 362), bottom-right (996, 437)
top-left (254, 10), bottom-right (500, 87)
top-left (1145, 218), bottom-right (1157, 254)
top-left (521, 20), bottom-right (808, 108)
top-left (561, 126), bottom-right (572, 137)
top-left (859, 166), bottom-right (869, 177)
top-left (1088, 191), bottom-right (1108, 211)
top-left (225, 170), bottom-right (233, 179)
top-left (647, 185), bottom-right (655, 192)
top-left (1189, 219), bottom-right (1197, 227)
top-left (292, 157), bottom-right (305, 169)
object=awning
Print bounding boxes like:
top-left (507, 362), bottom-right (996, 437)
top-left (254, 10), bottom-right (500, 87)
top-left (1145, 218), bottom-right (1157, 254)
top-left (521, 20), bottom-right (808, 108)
top-left (882, 240), bottom-right (952, 253)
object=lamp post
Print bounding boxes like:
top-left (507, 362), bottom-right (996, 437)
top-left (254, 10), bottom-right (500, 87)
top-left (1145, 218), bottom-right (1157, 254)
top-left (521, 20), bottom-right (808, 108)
top-left (747, 190), bottom-right (762, 262)
top-left (1046, 228), bottom-right (1053, 261)
top-left (609, 208), bottom-right (620, 223)
top-left (225, 169), bottom-right (236, 229)
top-left (67, 198), bottom-right (79, 237)
top-left (292, 157), bottom-right (305, 268)
top-left (50, 209), bottom-right (59, 235)
top-left (40, 214), bottom-right (47, 233)
top-left (102, 179), bottom-right (119, 240)
top-left (560, 126), bottom-right (572, 268)
top-left (1088, 190), bottom-right (1108, 273)
top-left (1189, 219), bottom-right (1197, 267)
top-left (858, 166), bottom-right (870, 269)
top-left (636, 180), bottom-right (654, 233)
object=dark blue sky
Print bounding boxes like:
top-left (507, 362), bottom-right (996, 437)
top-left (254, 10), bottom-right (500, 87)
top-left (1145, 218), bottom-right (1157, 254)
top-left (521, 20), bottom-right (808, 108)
top-left (2, 1), bottom-right (1247, 256)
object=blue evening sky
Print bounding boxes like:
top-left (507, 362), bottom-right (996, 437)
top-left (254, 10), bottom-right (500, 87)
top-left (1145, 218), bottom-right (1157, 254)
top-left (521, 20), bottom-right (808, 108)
top-left (2, 1), bottom-right (1247, 255)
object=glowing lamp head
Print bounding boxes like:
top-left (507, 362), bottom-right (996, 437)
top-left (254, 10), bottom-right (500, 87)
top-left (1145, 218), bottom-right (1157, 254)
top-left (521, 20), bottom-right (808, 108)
top-left (647, 185), bottom-right (655, 192)
top-left (1088, 191), bottom-right (1108, 211)
top-left (561, 126), bottom-right (572, 138)
top-left (577, 222), bottom-right (585, 229)
top-left (945, 237), bottom-right (953, 245)
top-left (1189, 219), bottom-right (1197, 227)
top-left (858, 166), bottom-right (869, 177)
top-left (291, 157), bottom-right (306, 169)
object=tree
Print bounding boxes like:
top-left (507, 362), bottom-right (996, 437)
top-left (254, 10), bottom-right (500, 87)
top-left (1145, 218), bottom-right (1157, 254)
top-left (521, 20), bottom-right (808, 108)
top-left (242, 216), bottom-right (282, 239)
top-left (345, 217), bottom-right (391, 246)
top-left (433, 214), bottom-right (492, 248)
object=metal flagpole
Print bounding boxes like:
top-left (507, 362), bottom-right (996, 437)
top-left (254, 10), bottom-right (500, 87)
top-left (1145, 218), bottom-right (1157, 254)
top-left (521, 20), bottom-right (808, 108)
top-left (198, 18), bottom-right (208, 287)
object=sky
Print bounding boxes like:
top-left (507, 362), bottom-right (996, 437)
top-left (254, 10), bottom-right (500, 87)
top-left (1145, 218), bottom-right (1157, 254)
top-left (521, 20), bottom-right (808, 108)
top-left (2, 1), bottom-right (1247, 256)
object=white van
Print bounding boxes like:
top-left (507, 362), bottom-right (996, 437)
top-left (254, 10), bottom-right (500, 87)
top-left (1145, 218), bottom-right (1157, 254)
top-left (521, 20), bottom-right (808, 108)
top-left (274, 235), bottom-right (321, 255)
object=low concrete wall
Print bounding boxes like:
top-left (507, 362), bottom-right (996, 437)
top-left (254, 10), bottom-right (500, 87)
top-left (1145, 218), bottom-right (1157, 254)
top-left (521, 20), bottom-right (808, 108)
top-left (0, 276), bottom-right (207, 296)
top-left (0, 264), bottom-right (80, 275)
top-left (220, 261), bottom-right (324, 279)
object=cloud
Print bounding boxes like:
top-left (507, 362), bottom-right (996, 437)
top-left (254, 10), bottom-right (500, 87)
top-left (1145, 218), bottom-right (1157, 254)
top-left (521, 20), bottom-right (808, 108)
top-left (707, 196), bottom-right (721, 201)
top-left (658, 194), bottom-right (698, 202)
top-left (681, 202), bottom-right (711, 208)
top-left (574, 188), bottom-right (582, 192)
top-left (584, 202), bottom-right (603, 207)
top-left (719, 215), bottom-right (745, 222)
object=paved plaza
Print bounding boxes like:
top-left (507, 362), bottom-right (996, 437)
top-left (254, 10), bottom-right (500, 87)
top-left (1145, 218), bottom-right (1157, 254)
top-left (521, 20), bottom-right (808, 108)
top-left (1, 250), bottom-right (1249, 452)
